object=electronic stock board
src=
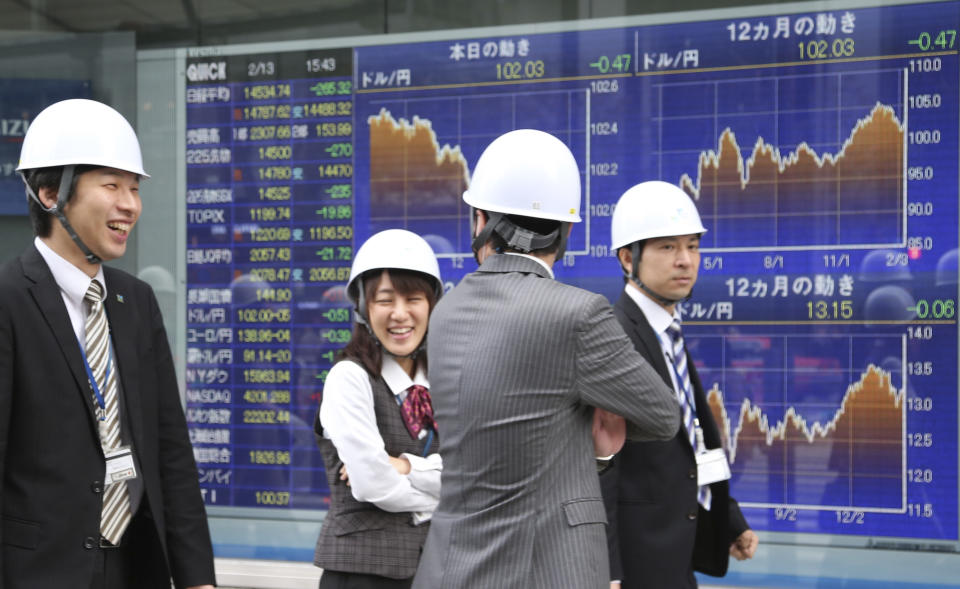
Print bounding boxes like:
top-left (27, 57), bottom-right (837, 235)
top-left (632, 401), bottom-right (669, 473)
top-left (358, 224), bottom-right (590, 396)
top-left (183, 1), bottom-right (959, 545)
top-left (0, 79), bottom-right (91, 214)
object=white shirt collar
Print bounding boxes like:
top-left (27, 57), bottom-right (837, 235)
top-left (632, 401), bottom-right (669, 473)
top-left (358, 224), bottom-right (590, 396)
top-left (624, 282), bottom-right (678, 337)
top-left (34, 236), bottom-right (107, 304)
top-left (503, 252), bottom-right (554, 279)
top-left (380, 355), bottom-right (429, 396)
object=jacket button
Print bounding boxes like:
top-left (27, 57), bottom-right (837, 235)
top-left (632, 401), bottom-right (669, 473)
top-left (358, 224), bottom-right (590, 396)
top-left (91, 481), bottom-right (103, 494)
top-left (83, 536), bottom-right (97, 549)
top-left (687, 511), bottom-right (697, 521)
top-left (688, 468), bottom-right (697, 479)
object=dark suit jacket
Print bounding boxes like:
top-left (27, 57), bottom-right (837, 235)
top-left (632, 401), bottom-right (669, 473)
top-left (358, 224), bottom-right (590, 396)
top-left (601, 290), bottom-right (748, 588)
top-left (413, 255), bottom-right (679, 589)
top-left (0, 245), bottom-right (216, 589)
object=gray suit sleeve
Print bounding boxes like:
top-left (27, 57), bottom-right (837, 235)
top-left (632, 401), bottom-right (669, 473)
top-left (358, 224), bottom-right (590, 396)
top-left (576, 295), bottom-right (680, 441)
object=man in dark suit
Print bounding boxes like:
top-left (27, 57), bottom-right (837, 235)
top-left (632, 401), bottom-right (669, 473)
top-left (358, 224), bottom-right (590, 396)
top-left (601, 181), bottom-right (758, 588)
top-left (413, 130), bottom-right (680, 589)
top-left (0, 99), bottom-right (216, 588)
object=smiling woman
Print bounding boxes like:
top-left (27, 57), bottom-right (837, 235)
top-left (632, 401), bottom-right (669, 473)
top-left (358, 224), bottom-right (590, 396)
top-left (365, 270), bottom-right (432, 374)
top-left (313, 229), bottom-right (444, 589)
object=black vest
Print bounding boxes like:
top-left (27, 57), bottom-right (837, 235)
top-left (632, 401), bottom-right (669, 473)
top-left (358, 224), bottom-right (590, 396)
top-left (314, 366), bottom-right (439, 579)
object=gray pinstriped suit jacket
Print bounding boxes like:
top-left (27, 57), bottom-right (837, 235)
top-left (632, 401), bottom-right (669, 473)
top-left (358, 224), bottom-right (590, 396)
top-left (412, 254), bottom-right (680, 589)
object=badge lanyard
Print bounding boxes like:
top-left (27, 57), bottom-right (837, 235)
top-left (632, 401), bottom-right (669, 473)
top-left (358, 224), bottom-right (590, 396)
top-left (78, 338), bottom-right (138, 485)
top-left (78, 344), bottom-right (113, 423)
top-left (659, 331), bottom-right (732, 486)
top-left (421, 429), bottom-right (435, 457)
top-left (660, 332), bottom-right (705, 453)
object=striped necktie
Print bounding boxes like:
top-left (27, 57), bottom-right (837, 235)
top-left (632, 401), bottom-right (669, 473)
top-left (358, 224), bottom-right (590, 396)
top-left (665, 317), bottom-right (711, 510)
top-left (84, 280), bottom-right (132, 545)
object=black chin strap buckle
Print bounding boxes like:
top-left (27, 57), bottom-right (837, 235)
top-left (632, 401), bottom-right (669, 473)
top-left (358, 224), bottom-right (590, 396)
top-left (492, 217), bottom-right (559, 254)
top-left (22, 165), bottom-right (102, 265)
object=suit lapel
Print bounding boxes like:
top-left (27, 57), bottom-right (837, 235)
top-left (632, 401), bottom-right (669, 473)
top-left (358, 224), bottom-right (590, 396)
top-left (104, 270), bottom-right (144, 449)
top-left (618, 291), bottom-right (723, 449)
top-left (615, 291), bottom-right (673, 389)
top-left (21, 246), bottom-right (100, 426)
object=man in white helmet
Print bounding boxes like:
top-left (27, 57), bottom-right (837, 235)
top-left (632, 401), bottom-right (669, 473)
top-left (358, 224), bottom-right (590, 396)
top-left (601, 181), bottom-right (757, 589)
top-left (412, 130), bottom-right (680, 589)
top-left (0, 99), bottom-right (215, 588)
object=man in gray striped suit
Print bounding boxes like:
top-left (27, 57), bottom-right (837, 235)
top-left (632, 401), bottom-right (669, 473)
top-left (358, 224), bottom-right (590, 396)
top-left (412, 130), bottom-right (680, 589)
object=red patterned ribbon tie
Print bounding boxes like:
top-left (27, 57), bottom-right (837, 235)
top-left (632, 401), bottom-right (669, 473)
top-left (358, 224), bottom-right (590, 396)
top-left (400, 384), bottom-right (437, 439)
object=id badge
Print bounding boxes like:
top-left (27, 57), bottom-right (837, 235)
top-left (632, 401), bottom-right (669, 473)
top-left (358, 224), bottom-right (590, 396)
top-left (104, 446), bottom-right (137, 485)
top-left (696, 448), bottom-right (731, 486)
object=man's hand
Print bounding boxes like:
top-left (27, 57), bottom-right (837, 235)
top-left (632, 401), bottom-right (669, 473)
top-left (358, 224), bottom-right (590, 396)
top-left (592, 408), bottom-right (626, 457)
top-left (187, 585), bottom-right (215, 589)
top-left (729, 529), bottom-right (759, 560)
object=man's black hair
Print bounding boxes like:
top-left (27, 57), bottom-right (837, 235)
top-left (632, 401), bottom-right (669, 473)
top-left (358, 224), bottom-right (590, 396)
top-left (24, 165), bottom-right (99, 236)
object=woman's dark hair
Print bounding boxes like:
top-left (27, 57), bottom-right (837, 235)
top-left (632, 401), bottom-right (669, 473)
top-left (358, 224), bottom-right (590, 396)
top-left (24, 165), bottom-right (100, 236)
top-left (339, 268), bottom-right (439, 377)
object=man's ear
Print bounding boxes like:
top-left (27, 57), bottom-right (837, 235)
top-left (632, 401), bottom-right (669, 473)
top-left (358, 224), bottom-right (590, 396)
top-left (37, 185), bottom-right (59, 210)
top-left (617, 247), bottom-right (632, 274)
top-left (473, 209), bottom-right (488, 237)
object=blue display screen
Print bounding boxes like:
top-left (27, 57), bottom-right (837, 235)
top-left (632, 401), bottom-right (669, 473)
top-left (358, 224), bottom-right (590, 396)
top-left (184, 1), bottom-right (959, 542)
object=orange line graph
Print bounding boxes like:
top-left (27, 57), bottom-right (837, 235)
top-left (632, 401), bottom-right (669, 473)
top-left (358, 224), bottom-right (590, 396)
top-left (708, 364), bottom-right (904, 472)
top-left (680, 103), bottom-right (904, 204)
top-left (368, 108), bottom-right (469, 219)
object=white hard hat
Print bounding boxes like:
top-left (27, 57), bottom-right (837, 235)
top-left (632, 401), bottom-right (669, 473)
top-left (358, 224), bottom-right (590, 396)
top-left (611, 181), bottom-right (706, 249)
top-left (463, 129), bottom-right (581, 223)
top-left (347, 229), bottom-right (442, 302)
top-left (17, 98), bottom-right (149, 177)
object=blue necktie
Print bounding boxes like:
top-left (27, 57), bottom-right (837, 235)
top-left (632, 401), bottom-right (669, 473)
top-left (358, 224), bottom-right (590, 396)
top-left (665, 318), bottom-right (711, 510)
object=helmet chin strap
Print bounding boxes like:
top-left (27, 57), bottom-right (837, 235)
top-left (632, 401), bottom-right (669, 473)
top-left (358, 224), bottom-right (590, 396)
top-left (626, 242), bottom-right (690, 307)
top-left (470, 209), bottom-right (495, 264)
top-left (471, 209), bottom-right (568, 262)
top-left (21, 165), bottom-right (102, 264)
